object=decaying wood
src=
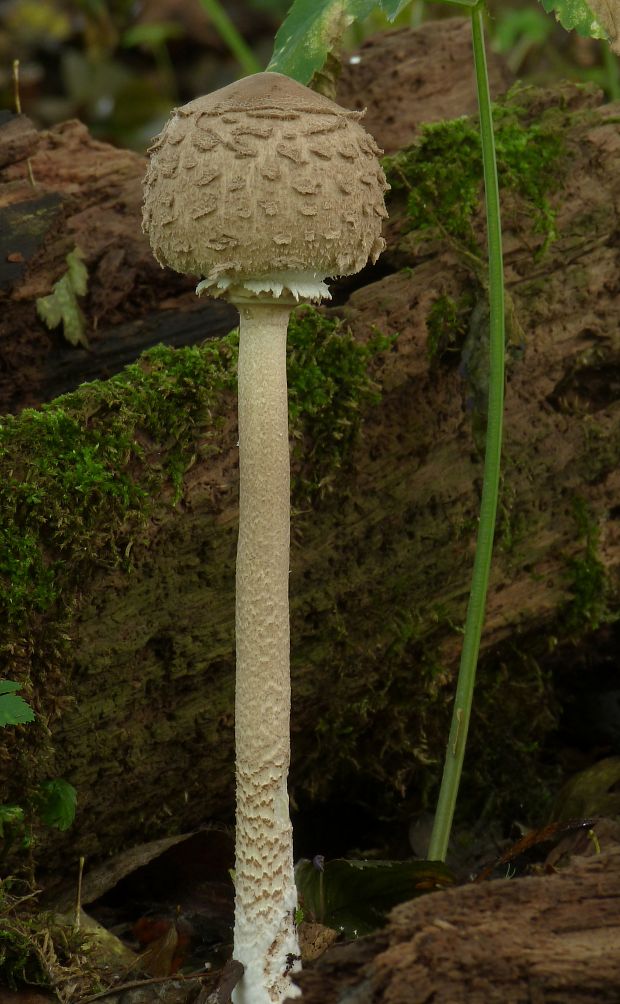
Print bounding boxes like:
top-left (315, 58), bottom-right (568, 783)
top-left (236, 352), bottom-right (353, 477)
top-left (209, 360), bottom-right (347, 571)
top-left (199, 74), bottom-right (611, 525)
top-left (0, 24), bottom-right (618, 891)
top-left (336, 17), bottom-right (513, 153)
top-left (290, 844), bottom-right (620, 1003)
top-left (0, 116), bottom-right (236, 412)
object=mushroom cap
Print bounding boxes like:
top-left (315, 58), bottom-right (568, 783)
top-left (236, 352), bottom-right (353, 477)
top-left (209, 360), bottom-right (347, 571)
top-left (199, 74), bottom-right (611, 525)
top-left (142, 72), bottom-right (389, 300)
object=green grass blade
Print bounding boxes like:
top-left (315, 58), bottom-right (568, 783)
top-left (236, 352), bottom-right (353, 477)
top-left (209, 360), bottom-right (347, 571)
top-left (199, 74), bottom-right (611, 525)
top-left (427, 3), bottom-right (505, 863)
top-left (197, 0), bottom-right (262, 75)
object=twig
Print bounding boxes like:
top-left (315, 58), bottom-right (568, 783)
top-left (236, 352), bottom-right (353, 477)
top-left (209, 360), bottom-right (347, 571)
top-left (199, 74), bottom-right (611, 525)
top-left (12, 59), bottom-right (36, 188)
top-left (75, 856), bottom-right (84, 929)
top-left (77, 969), bottom-right (210, 1003)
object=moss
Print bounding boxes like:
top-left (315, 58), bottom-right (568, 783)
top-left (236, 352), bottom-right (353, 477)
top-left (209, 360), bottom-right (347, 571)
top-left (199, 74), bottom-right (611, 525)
top-left (496, 474), bottom-right (533, 560)
top-left (426, 292), bottom-right (475, 365)
top-left (563, 497), bottom-right (610, 634)
top-left (0, 332), bottom-right (240, 825)
top-left (288, 307), bottom-right (396, 499)
top-left (0, 882), bottom-right (93, 994)
top-left (588, 420), bottom-right (620, 483)
top-left (0, 334), bottom-right (238, 632)
top-left (295, 581), bottom-right (460, 809)
top-left (298, 581), bottom-right (562, 827)
top-left (0, 308), bottom-right (392, 825)
top-left (383, 94), bottom-right (565, 258)
top-left (1, 310), bottom-right (389, 646)
top-left (461, 645), bottom-right (560, 825)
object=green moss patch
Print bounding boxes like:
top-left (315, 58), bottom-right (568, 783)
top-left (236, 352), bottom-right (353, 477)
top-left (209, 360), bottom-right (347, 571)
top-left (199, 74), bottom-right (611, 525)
top-left (0, 882), bottom-right (93, 994)
top-left (288, 308), bottom-right (395, 499)
top-left (0, 308), bottom-right (392, 821)
top-left (563, 497), bottom-right (611, 634)
top-left (383, 91), bottom-right (564, 257)
top-left (0, 335), bottom-right (238, 634)
top-left (426, 291), bottom-right (476, 366)
top-left (0, 309), bottom-right (390, 638)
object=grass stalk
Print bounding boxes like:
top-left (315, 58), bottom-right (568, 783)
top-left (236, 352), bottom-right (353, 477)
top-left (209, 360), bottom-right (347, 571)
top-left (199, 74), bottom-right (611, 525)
top-left (197, 0), bottom-right (262, 76)
top-left (427, 1), bottom-right (505, 862)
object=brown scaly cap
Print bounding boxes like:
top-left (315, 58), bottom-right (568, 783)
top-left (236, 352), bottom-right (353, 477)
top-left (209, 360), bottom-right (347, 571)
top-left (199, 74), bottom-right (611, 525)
top-left (142, 71), bottom-right (389, 299)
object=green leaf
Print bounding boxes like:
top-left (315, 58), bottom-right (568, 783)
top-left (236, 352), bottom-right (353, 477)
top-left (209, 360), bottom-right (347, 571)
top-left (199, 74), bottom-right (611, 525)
top-left (0, 680), bottom-right (35, 727)
top-left (295, 857), bottom-right (454, 937)
top-left (539, 0), bottom-right (609, 40)
top-left (34, 779), bottom-right (77, 831)
top-left (268, 0), bottom-right (372, 81)
top-left (268, 0), bottom-right (409, 83)
top-left (586, 0), bottom-right (620, 50)
top-left (36, 248), bottom-right (89, 348)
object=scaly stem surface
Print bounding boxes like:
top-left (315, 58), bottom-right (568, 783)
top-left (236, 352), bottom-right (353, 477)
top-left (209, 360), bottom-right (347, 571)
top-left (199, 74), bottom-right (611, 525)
top-left (427, 2), bottom-right (505, 862)
top-left (233, 298), bottom-right (300, 1004)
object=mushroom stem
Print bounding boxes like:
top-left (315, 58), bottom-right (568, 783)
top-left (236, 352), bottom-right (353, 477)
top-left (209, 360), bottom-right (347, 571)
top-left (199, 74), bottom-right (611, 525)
top-left (233, 296), bottom-right (301, 1004)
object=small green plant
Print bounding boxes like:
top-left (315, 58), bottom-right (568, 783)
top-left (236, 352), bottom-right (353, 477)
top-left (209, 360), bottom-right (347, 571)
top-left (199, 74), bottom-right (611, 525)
top-left (0, 680), bottom-right (35, 728)
top-left (36, 248), bottom-right (89, 349)
top-left (33, 780), bottom-right (77, 833)
top-left (1, 780), bottom-right (77, 866)
top-left (0, 681), bottom-right (76, 868)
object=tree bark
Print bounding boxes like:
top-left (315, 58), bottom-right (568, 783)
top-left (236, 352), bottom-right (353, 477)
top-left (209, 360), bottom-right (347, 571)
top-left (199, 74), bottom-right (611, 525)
top-left (0, 30), bottom-right (618, 892)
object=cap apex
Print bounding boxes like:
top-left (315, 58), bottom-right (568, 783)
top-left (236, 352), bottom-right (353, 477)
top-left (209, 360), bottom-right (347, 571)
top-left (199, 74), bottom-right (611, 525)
top-left (179, 71), bottom-right (359, 118)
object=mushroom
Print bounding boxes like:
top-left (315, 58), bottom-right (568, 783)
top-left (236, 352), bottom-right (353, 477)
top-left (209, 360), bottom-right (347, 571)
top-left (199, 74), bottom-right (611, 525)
top-left (142, 71), bottom-right (388, 1004)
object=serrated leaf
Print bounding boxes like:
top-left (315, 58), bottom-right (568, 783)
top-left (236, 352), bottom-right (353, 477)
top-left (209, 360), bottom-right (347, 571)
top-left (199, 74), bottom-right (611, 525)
top-left (539, 0), bottom-right (610, 40)
top-left (36, 248), bottom-right (89, 348)
top-left (295, 857), bottom-right (454, 937)
top-left (268, 0), bottom-right (373, 82)
top-left (586, 0), bottom-right (620, 50)
top-left (35, 779), bottom-right (77, 831)
top-left (268, 0), bottom-right (409, 83)
top-left (0, 679), bottom-right (35, 727)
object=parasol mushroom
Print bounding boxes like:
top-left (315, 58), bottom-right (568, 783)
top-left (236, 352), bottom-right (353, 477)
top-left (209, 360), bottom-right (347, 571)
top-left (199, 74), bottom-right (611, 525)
top-left (142, 70), bottom-right (388, 1004)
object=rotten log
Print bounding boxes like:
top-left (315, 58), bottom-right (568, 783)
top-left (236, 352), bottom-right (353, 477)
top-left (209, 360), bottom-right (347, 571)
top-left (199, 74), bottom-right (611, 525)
top-left (0, 116), bottom-right (237, 412)
top-left (0, 27), bottom-right (618, 891)
top-left (289, 843), bottom-right (620, 1003)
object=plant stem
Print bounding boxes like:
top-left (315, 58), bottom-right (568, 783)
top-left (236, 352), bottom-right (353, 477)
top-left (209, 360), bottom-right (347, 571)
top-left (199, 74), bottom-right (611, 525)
top-left (427, 1), bottom-right (505, 863)
top-left (197, 0), bottom-right (262, 76)
top-left (602, 41), bottom-right (620, 101)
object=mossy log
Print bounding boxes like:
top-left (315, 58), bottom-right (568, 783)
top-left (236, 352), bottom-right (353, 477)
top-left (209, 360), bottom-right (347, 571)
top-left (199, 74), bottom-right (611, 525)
top-left (290, 844), bottom-right (620, 1003)
top-left (0, 41), bottom-right (618, 891)
top-left (0, 18), bottom-right (508, 415)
